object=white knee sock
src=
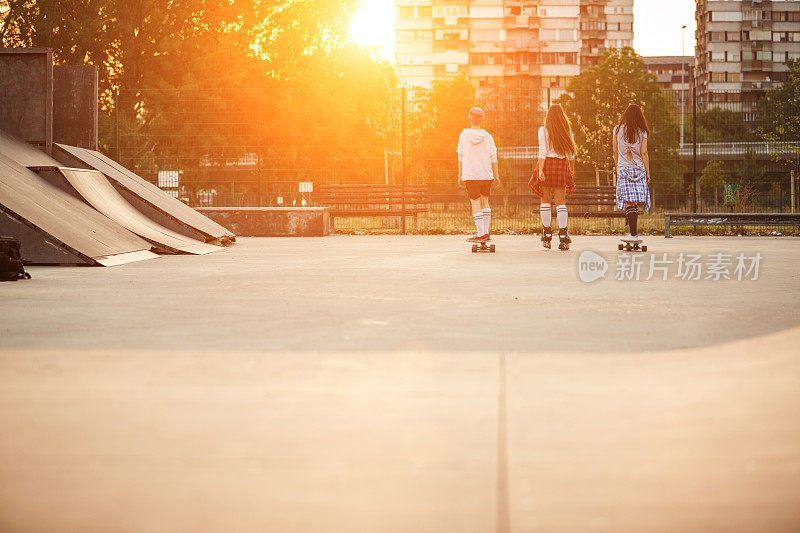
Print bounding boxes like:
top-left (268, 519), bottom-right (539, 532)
top-left (556, 205), bottom-right (568, 230)
top-left (481, 208), bottom-right (491, 235)
top-left (472, 212), bottom-right (482, 235)
top-left (540, 203), bottom-right (552, 227)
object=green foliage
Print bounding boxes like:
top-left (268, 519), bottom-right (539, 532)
top-left (758, 58), bottom-right (800, 166)
top-left (406, 75), bottom-right (476, 191)
top-left (737, 150), bottom-right (768, 190)
top-left (700, 160), bottom-right (726, 191)
top-left (1, 0), bottom-right (400, 192)
top-left (558, 48), bottom-right (685, 201)
top-left (759, 58), bottom-right (800, 142)
top-left (1, 0), bottom-right (363, 96)
top-left (691, 108), bottom-right (750, 142)
top-left (699, 160), bottom-right (726, 203)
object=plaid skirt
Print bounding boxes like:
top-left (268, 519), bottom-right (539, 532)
top-left (530, 157), bottom-right (575, 198)
top-left (615, 167), bottom-right (651, 212)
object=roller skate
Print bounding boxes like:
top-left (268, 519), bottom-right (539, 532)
top-left (558, 229), bottom-right (571, 251)
top-left (541, 227), bottom-right (553, 249)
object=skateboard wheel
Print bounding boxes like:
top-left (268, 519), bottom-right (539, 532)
top-left (471, 245), bottom-right (478, 253)
top-left (641, 245), bottom-right (647, 252)
top-left (490, 244), bottom-right (496, 252)
top-left (618, 244), bottom-right (624, 250)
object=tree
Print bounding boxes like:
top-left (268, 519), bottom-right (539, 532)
top-left (737, 149), bottom-right (767, 190)
top-left (699, 160), bottom-right (726, 205)
top-left (1, 0), bottom-right (402, 200)
top-left (0, 0), bottom-right (363, 100)
top-left (406, 75), bottom-right (476, 193)
top-left (758, 58), bottom-right (800, 166)
top-left (691, 107), bottom-right (750, 142)
top-left (557, 48), bottom-right (685, 204)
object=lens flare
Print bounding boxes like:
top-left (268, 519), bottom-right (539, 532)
top-left (349, 0), bottom-right (396, 61)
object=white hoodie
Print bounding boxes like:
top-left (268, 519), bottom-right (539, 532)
top-left (456, 128), bottom-right (498, 180)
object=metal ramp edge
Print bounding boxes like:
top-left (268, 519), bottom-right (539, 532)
top-left (54, 143), bottom-right (236, 243)
top-left (0, 156), bottom-right (157, 266)
top-left (30, 166), bottom-right (222, 255)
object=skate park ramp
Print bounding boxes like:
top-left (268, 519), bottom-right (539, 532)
top-left (0, 153), bottom-right (157, 266)
top-left (54, 143), bottom-right (235, 244)
top-left (32, 166), bottom-right (221, 255)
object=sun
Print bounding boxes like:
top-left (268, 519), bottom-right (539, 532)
top-left (349, 0), bottom-right (396, 62)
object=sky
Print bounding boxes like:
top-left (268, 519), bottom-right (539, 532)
top-left (349, 0), bottom-right (698, 61)
top-left (633, 0), bottom-right (696, 57)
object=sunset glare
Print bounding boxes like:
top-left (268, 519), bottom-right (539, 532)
top-left (349, 0), bottom-right (396, 61)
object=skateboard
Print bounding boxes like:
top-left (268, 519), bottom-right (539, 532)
top-left (618, 238), bottom-right (647, 252)
top-left (471, 240), bottom-right (496, 253)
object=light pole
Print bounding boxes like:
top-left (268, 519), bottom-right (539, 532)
top-left (680, 24), bottom-right (687, 148)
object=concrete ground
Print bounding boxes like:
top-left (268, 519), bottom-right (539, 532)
top-left (2, 236), bottom-right (800, 352)
top-left (1, 236), bottom-right (799, 532)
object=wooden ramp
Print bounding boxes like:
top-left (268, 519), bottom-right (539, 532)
top-left (0, 153), bottom-right (157, 266)
top-left (54, 143), bottom-right (236, 244)
top-left (32, 166), bottom-right (220, 255)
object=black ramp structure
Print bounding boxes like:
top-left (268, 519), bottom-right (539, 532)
top-left (53, 65), bottom-right (98, 150)
top-left (0, 48), bottom-right (53, 155)
top-left (0, 153), bottom-right (157, 266)
top-left (33, 167), bottom-right (221, 255)
top-left (54, 143), bottom-right (236, 244)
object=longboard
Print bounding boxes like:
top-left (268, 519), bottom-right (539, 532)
top-left (468, 237), bottom-right (495, 253)
top-left (618, 238), bottom-right (647, 252)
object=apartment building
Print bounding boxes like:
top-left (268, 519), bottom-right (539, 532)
top-left (580, 0), bottom-right (634, 68)
top-left (695, 0), bottom-right (800, 108)
top-left (395, 1), bottom-right (634, 88)
top-left (643, 56), bottom-right (693, 101)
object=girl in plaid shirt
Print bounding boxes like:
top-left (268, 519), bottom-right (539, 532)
top-left (613, 105), bottom-right (651, 243)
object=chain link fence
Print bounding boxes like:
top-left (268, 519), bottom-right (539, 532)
top-left (101, 86), bottom-right (800, 234)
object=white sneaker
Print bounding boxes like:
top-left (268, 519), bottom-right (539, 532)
top-left (621, 234), bottom-right (636, 243)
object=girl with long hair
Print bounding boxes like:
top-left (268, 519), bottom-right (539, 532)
top-left (613, 104), bottom-right (651, 244)
top-left (532, 104), bottom-right (577, 250)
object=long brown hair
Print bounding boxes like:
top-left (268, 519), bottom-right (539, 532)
top-left (617, 104), bottom-right (650, 144)
top-left (544, 104), bottom-right (577, 158)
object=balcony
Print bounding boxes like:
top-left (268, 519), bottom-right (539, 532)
top-left (432, 17), bottom-right (468, 29)
top-left (505, 39), bottom-right (541, 51)
top-left (742, 60), bottom-right (775, 71)
top-left (741, 0), bottom-right (772, 7)
top-left (504, 15), bottom-right (530, 28)
top-left (580, 45), bottom-right (607, 56)
top-left (581, 29), bottom-right (605, 38)
top-left (503, 63), bottom-right (542, 76)
top-left (742, 19), bottom-right (773, 31)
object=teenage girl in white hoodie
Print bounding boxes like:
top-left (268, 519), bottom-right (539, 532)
top-left (457, 107), bottom-right (500, 242)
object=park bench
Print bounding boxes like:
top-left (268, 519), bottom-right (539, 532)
top-left (314, 184), bottom-right (429, 225)
top-left (664, 212), bottom-right (800, 237)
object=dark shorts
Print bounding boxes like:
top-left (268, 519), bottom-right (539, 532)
top-left (465, 180), bottom-right (492, 199)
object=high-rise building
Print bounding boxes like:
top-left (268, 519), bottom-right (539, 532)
top-left (643, 56), bottom-right (693, 101)
top-left (395, 1), bottom-right (634, 88)
top-left (694, 0), bottom-right (800, 109)
top-left (580, 0), bottom-right (634, 69)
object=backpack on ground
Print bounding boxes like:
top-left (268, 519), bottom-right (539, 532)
top-left (0, 236), bottom-right (31, 281)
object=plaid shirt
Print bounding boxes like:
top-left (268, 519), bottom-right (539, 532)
top-left (616, 167), bottom-right (651, 212)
